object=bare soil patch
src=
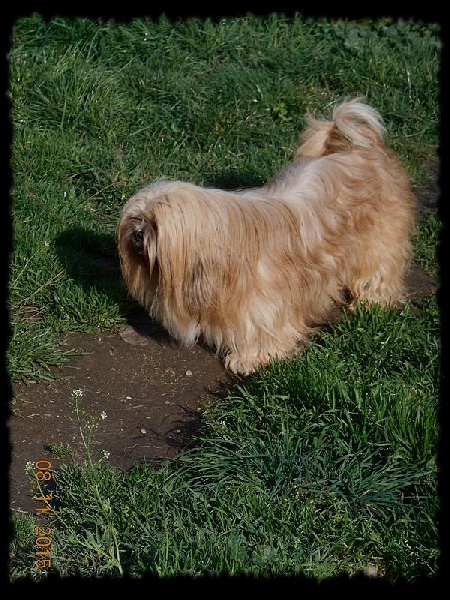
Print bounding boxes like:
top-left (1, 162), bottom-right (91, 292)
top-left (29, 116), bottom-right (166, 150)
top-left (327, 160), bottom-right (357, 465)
top-left (9, 315), bottom-right (235, 514)
top-left (8, 165), bottom-right (439, 514)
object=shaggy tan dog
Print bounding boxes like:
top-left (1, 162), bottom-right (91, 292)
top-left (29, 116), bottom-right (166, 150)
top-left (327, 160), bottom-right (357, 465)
top-left (117, 99), bottom-right (417, 375)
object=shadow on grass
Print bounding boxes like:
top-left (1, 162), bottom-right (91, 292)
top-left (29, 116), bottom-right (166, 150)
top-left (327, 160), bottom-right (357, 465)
top-left (53, 224), bottom-right (176, 342)
top-left (204, 167), bottom-right (265, 190)
top-left (54, 225), bottom-right (125, 300)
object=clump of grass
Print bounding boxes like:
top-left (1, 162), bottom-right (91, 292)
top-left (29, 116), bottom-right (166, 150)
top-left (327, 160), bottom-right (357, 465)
top-left (45, 443), bottom-right (75, 460)
top-left (53, 390), bottom-right (123, 576)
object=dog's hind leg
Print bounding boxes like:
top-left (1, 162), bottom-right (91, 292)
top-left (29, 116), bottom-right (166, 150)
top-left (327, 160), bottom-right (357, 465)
top-left (348, 267), bottom-right (408, 308)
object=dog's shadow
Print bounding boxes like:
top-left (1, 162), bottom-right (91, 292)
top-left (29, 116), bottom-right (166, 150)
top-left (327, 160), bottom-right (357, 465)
top-left (54, 226), bottom-right (125, 304)
top-left (53, 225), bottom-right (171, 339)
top-left (206, 168), bottom-right (265, 191)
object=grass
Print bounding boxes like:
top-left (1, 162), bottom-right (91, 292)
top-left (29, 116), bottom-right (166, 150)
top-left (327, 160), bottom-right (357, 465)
top-left (8, 14), bottom-right (440, 582)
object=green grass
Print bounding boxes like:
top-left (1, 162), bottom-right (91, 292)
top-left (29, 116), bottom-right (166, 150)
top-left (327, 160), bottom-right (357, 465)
top-left (8, 14), bottom-right (440, 582)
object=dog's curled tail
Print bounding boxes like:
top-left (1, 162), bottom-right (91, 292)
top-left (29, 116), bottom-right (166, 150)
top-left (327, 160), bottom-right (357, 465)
top-left (295, 99), bottom-right (386, 159)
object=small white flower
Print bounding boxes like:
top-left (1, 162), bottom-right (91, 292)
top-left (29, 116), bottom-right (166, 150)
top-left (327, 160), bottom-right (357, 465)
top-left (102, 450), bottom-right (110, 459)
top-left (72, 389), bottom-right (83, 398)
top-left (101, 411), bottom-right (107, 420)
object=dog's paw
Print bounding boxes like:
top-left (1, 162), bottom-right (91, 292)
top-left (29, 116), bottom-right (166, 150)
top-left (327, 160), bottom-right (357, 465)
top-left (224, 354), bottom-right (262, 376)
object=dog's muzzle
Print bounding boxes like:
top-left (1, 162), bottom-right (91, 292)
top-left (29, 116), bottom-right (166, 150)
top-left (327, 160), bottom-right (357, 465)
top-left (131, 219), bottom-right (147, 254)
top-left (133, 228), bottom-right (144, 249)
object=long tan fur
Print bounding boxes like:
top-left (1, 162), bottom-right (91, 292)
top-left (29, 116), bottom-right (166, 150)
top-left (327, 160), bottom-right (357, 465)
top-left (118, 99), bottom-right (417, 375)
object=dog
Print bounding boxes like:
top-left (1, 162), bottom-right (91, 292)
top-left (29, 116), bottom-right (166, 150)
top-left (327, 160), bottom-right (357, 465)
top-left (117, 99), bottom-right (417, 375)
